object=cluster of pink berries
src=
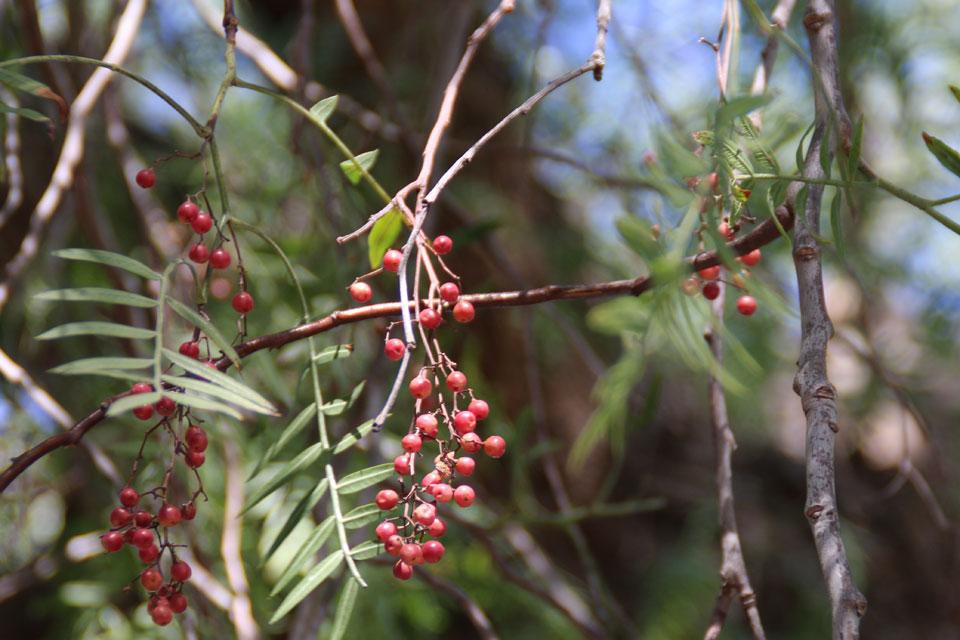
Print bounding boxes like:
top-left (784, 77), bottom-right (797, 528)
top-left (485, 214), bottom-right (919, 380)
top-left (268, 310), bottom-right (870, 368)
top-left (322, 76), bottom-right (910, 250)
top-left (99, 487), bottom-right (196, 626)
top-left (135, 168), bottom-right (254, 317)
top-left (682, 222), bottom-right (761, 316)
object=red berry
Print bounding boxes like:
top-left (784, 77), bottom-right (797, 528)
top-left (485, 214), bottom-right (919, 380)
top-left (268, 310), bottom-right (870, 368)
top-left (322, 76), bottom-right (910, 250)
top-left (376, 521), bottom-right (398, 542)
top-left (409, 376), bottom-right (432, 399)
top-left (383, 249), bottom-right (402, 273)
top-left (454, 485), bottom-right (475, 507)
top-left (132, 382), bottom-right (152, 395)
top-left (432, 235), bottom-right (453, 255)
top-left (188, 243), bottom-right (210, 264)
top-left (699, 266), bottom-right (720, 281)
top-left (169, 593), bottom-right (188, 614)
top-left (134, 511), bottom-right (154, 528)
top-left (452, 300), bottom-right (474, 323)
top-left (232, 292), bottom-right (254, 314)
top-left (133, 529), bottom-right (156, 550)
top-left (186, 425), bottom-right (208, 452)
top-left (439, 282), bottom-right (460, 303)
top-left (393, 560), bottom-right (413, 580)
top-left (134, 405), bottom-right (154, 421)
top-left (431, 483), bottom-right (453, 503)
top-left (110, 507), bottom-right (132, 528)
top-left (419, 308), bottom-right (441, 330)
top-left (181, 503), bottom-right (196, 520)
top-left (385, 535), bottom-right (404, 556)
top-left (177, 201), bottom-right (199, 224)
top-left (740, 249), bottom-right (761, 267)
top-left (421, 471), bottom-right (441, 489)
top-left (349, 282), bottom-right (372, 302)
top-left (682, 277), bottom-right (700, 296)
top-left (422, 540), bottom-right (445, 564)
top-left (708, 172), bottom-right (720, 192)
top-left (142, 569), bottom-right (164, 591)
top-left (401, 433), bottom-right (422, 453)
top-left (152, 605), bottom-right (174, 626)
top-left (120, 488), bottom-right (140, 508)
top-left (413, 503), bottom-right (437, 527)
top-left (702, 282), bottom-right (720, 300)
top-left (394, 454), bottom-right (412, 476)
top-left (156, 396), bottom-right (176, 417)
top-left (124, 528), bottom-right (137, 545)
top-left (190, 212), bottom-right (213, 235)
top-left (384, 338), bottom-right (405, 360)
top-left (454, 410), bottom-right (476, 434)
top-left (400, 543), bottom-right (423, 565)
top-left (718, 221), bottom-right (734, 240)
top-left (136, 168), bottom-right (156, 188)
top-left (179, 341), bottom-right (200, 359)
top-left (209, 248), bottom-right (231, 269)
top-left (158, 505), bottom-right (181, 527)
top-left (415, 414), bottom-right (439, 438)
top-left (736, 295), bottom-right (757, 316)
top-left (376, 489), bottom-right (399, 510)
top-left (467, 399), bottom-right (489, 420)
top-left (138, 543), bottom-right (160, 563)
top-left (455, 457), bottom-right (475, 476)
top-left (460, 432), bottom-right (483, 453)
top-left (484, 435), bottom-right (507, 458)
top-left (171, 561), bottom-right (192, 582)
top-left (186, 450), bottom-right (205, 468)
top-left (427, 517), bottom-right (446, 538)
top-left (101, 531), bottom-right (124, 552)
top-left (446, 371), bottom-right (467, 392)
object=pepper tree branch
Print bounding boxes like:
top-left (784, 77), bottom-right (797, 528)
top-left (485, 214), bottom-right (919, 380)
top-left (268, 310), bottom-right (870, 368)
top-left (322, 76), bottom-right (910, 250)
top-left (0, 212), bottom-right (790, 494)
top-left (791, 2), bottom-right (867, 638)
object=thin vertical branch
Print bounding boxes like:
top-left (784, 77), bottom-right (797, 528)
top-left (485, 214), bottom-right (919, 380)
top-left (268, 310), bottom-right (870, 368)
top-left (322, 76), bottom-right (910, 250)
top-left (703, 283), bottom-right (766, 640)
top-left (221, 440), bottom-right (263, 640)
top-left (791, 2), bottom-right (867, 637)
top-left (591, 0), bottom-right (611, 81)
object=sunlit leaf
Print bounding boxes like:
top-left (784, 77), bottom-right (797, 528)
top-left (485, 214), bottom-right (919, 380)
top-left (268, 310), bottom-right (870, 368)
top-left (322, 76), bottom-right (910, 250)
top-left (165, 299), bottom-right (240, 367)
top-left (36, 321), bottom-right (155, 341)
top-left (309, 95), bottom-right (338, 123)
top-left (340, 503), bottom-right (380, 530)
top-left (336, 463), bottom-right (394, 495)
top-left (339, 149), bottom-right (379, 185)
top-left (164, 349), bottom-right (277, 415)
top-left (0, 68), bottom-right (68, 120)
top-left (161, 374), bottom-right (274, 416)
top-left (271, 516), bottom-right (336, 595)
top-left (332, 418), bottom-right (376, 455)
top-left (348, 541), bottom-right (381, 561)
top-left (922, 131), bottom-right (960, 180)
top-left (367, 207), bottom-right (403, 268)
top-left (106, 392), bottom-right (162, 416)
top-left (51, 248), bottom-right (160, 280)
top-left (262, 479), bottom-right (329, 564)
top-left (329, 579), bottom-right (360, 640)
top-left (312, 344), bottom-right (353, 365)
top-left (270, 551), bottom-right (345, 623)
top-left (50, 357), bottom-right (153, 375)
top-left (35, 287), bottom-right (157, 308)
top-left (164, 391), bottom-right (242, 421)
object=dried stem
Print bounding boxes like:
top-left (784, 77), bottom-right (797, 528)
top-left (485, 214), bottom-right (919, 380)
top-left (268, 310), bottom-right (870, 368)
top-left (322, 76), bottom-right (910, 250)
top-left (221, 439), bottom-right (262, 640)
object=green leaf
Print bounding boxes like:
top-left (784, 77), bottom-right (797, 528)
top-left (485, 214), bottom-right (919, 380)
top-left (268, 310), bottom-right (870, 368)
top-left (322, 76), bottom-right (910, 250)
top-left (270, 551), bottom-right (345, 623)
top-left (586, 297), bottom-right (650, 336)
top-left (262, 479), bottom-right (329, 564)
top-left (340, 503), bottom-right (380, 530)
top-left (348, 541), bottom-right (381, 561)
top-left (0, 68), bottom-right (67, 120)
top-left (51, 249), bottom-right (160, 280)
top-left (161, 374), bottom-right (275, 416)
top-left (346, 380), bottom-right (365, 409)
top-left (251, 404), bottom-right (318, 479)
top-left (367, 207), bottom-right (403, 269)
top-left (336, 463), bottom-right (394, 495)
top-left (819, 121), bottom-right (833, 178)
top-left (163, 348), bottom-right (275, 414)
top-left (332, 419), bottom-right (376, 455)
top-left (271, 516), bottom-right (336, 595)
top-left (329, 579), bottom-right (360, 640)
top-left (309, 95), bottom-right (339, 124)
top-left (243, 442), bottom-right (329, 514)
top-left (106, 391), bottom-right (162, 417)
top-left (163, 391), bottom-right (243, 420)
top-left (36, 321), bottom-right (155, 341)
top-left (922, 131), bottom-right (960, 180)
top-left (165, 298), bottom-right (240, 367)
top-left (35, 287), bottom-right (157, 308)
top-left (0, 101), bottom-right (50, 123)
top-left (950, 84), bottom-right (960, 105)
top-left (847, 116), bottom-right (864, 179)
top-left (50, 357), bottom-right (153, 375)
top-left (796, 120), bottom-right (815, 172)
top-left (312, 344), bottom-right (353, 365)
top-left (830, 190), bottom-right (845, 260)
top-left (716, 95), bottom-right (766, 128)
top-left (339, 150), bottom-right (379, 185)
top-left (322, 399), bottom-right (347, 416)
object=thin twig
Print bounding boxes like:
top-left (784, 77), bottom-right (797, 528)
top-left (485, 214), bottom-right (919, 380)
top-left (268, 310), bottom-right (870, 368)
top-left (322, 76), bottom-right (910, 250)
top-left (221, 439), bottom-right (263, 640)
top-left (592, 0), bottom-right (612, 81)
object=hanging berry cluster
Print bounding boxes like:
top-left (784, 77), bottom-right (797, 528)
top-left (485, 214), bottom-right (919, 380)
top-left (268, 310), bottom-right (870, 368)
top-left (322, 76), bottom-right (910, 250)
top-left (348, 234), bottom-right (505, 579)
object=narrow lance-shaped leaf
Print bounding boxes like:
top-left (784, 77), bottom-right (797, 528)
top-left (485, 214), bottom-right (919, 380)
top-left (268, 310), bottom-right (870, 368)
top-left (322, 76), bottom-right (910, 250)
top-left (165, 299), bottom-right (240, 367)
top-left (242, 442), bottom-right (329, 514)
top-left (49, 357), bottom-right (153, 379)
top-left (348, 540), bottom-right (381, 561)
top-left (831, 190), bottom-right (845, 261)
top-left (52, 248), bottom-right (161, 280)
top-left (329, 579), bottom-right (360, 640)
top-left (312, 344), bottom-right (353, 365)
top-left (161, 374), bottom-right (270, 416)
top-left (250, 404), bottom-right (318, 479)
top-left (0, 101), bottom-right (51, 124)
top-left (309, 95), bottom-right (338, 123)
top-left (0, 68), bottom-right (68, 120)
top-left (340, 503), bottom-right (381, 530)
top-left (164, 349), bottom-right (275, 414)
top-left (336, 463), bottom-right (394, 495)
top-left (332, 418), bottom-right (376, 455)
top-left (269, 551), bottom-right (345, 624)
top-left (35, 287), bottom-right (157, 308)
top-left (162, 391), bottom-right (243, 421)
top-left (271, 516), bottom-right (336, 596)
top-left (367, 207), bottom-right (403, 268)
top-left (922, 131), bottom-right (960, 180)
top-left (339, 149), bottom-right (379, 185)
top-left (37, 321), bottom-right (156, 341)
top-left (106, 391), bottom-right (162, 417)
top-left (347, 380), bottom-right (365, 409)
top-left (261, 479), bottom-right (330, 564)
top-left (950, 84), bottom-right (960, 105)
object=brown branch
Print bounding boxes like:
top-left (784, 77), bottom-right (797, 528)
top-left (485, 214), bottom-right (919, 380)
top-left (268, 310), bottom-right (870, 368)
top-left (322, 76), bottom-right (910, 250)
top-left (703, 282), bottom-right (766, 640)
top-left (0, 212), bottom-right (793, 494)
top-left (792, 3), bottom-right (867, 637)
